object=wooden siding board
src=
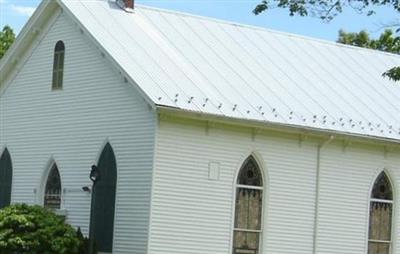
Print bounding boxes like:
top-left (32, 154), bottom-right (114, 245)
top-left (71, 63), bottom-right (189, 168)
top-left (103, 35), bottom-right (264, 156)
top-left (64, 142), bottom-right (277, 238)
top-left (0, 12), bottom-right (155, 254)
top-left (316, 145), bottom-right (387, 254)
top-left (383, 153), bottom-right (400, 254)
top-left (150, 120), bottom-right (317, 254)
top-left (152, 118), bottom-right (400, 254)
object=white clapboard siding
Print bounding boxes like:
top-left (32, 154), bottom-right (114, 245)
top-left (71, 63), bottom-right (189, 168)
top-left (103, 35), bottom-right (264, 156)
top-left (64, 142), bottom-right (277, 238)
top-left (0, 10), bottom-right (156, 254)
top-left (151, 117), bottom-right (399, 254)
top-left (316, 144), bottom-right (386, 254)
top-left (384, 153), bottom-right (400, 254)
top-left (150, 119), bottom-right (317, 254)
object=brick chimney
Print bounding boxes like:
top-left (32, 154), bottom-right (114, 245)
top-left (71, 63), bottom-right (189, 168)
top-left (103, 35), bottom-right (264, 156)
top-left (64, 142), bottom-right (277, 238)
top-left (117, 0), bottom-right (134, 12)
top-left (123, 0), bottom-right (134, 9)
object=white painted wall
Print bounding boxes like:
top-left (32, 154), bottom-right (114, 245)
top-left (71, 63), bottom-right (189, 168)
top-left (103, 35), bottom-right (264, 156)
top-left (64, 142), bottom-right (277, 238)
top-left (386, 152), bottom-right (400, 254)
top-left (316, 144), bottom-right (400, 254)
top-left (0, 10), bottom-right (156, 254)
top-left (1, 5), bottom-right (399, 254)
top-left (316, 144), bottom-right (382, 253)
top-left (149, 116), bottom-right (400, 254)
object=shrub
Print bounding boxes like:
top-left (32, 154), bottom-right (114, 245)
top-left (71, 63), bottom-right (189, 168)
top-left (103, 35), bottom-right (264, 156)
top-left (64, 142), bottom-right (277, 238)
top-left (0, 204), bottom-right (86, 254)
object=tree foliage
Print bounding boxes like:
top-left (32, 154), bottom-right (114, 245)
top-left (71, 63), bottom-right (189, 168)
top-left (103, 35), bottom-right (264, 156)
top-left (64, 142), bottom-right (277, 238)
top-left (254, 0), bottom-right (400, 81)
top-left (0, 25), bottom-right (15, 60)
top-left (253, 0), bottom-right (400, 21)
top-left (338, 29), bottom-right (400, 53)
top-left (0, 204), bottom-right (89, 254)
top-left (338, 29), bottom-right (400, 80)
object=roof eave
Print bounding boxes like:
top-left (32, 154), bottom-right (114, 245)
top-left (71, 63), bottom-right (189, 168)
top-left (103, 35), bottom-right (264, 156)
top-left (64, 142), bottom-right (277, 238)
top-left (156, 105), bottom-right (400, 146)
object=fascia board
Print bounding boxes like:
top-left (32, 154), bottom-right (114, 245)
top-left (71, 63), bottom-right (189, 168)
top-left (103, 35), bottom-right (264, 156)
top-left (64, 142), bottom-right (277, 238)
top-left (156, 105), bottom-right (400, 147)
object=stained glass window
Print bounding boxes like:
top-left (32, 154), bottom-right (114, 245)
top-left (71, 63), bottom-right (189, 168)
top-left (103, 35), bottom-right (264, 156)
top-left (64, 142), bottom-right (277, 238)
top-left (237, 158), bottom-right (262, 187)
top-left (233, 156), bottom-right (263, 254)
top-left (52, 41), bottom-right (65, 90)
top-left (368, 172), bottom-right (393, 254)
top-left (44, 164), bottom-right (62, 209)
top-left (371, 172), bottom-right (393, 200)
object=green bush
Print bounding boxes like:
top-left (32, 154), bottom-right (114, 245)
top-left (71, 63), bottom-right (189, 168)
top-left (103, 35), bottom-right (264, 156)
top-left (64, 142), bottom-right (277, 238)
top-left (0, 204), bottom-right (87, 254)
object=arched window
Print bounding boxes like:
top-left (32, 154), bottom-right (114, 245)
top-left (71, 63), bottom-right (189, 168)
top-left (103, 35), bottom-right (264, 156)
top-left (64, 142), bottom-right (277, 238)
top-left (0, 148), bottom-right (12, 208)
top-left (233, 156), bottom-right (263, 254)
top-left (368, 171), bottom-right (393, 254)
top-left (44, 164), bottom-right (62, 209)
top-left (52, 41), bottom-right (65, 90)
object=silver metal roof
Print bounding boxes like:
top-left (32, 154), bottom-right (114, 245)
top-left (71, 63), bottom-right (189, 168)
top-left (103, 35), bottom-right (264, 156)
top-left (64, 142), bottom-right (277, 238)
top-left (61, 0), bottom-right (400, 141)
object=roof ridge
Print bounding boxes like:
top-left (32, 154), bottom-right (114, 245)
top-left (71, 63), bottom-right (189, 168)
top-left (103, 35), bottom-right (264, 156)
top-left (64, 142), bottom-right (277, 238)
top-left (58, 0), bottom-right (400, 143)
top-left (135, 3), bottom-right (400, 59)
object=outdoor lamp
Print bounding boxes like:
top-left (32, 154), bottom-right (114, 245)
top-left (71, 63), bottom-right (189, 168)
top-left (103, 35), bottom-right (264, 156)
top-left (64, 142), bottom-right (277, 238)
top-left (90, 165), bottom-right (100, 183)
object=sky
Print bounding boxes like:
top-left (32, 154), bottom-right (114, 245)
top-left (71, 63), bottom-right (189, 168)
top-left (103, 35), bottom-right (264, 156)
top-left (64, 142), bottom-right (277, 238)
top-left (0, 0), bottom-right (399, 42)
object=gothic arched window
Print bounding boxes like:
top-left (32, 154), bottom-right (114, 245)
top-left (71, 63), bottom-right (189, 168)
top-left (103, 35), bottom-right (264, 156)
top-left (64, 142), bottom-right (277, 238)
top-left (233, 156), bottom-right (263, 254)
top-left (44, 164), bottom-right (62, 209)
top-left (368, 171), bottom-right (393, 254)
top-left (52, 41), bottom-right (65, 90)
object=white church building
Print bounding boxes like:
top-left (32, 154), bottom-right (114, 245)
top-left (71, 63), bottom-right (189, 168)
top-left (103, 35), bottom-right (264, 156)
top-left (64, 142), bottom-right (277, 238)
top-left (0, 0), bottom-right (399, 253)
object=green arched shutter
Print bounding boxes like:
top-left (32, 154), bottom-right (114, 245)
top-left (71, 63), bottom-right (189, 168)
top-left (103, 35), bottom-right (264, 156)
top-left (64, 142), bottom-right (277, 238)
top-left (91, 143), bottom-right (117, 252)
top-left (0, 148), bottom-right (12, 208)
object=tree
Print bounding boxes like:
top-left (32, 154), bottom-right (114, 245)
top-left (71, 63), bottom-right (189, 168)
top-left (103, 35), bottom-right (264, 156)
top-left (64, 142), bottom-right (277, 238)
top-left (0, 204), bottom-right (92, 254)
top-left (253, 0), bottom-right (400, 21)
top-left (254, 0), bottom-right (400, 81)
top-left (337, 29), bottom-right (400, 80)
top-left (0, 25), bottom-right (16, 60)
top-left (337, 29), bottom-right (400, 53)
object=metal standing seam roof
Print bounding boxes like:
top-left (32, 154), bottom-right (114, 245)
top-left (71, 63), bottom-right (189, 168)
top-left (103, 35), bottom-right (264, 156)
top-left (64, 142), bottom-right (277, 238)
top-left (60, 0), bottom-right (400, 141)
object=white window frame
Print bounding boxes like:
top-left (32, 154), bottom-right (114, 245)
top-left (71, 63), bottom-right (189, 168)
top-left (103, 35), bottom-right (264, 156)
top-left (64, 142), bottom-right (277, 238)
top-left (231, 156), bottom-right (265, 254)
top-left (40, 161), bottom-right (63, 211)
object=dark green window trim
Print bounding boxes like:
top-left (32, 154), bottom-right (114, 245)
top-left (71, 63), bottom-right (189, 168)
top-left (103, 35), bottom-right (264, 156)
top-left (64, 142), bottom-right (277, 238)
top-left (0, 148), bottom-right (12, 209)
top-left (90, 143), bottom-right (117, 252)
